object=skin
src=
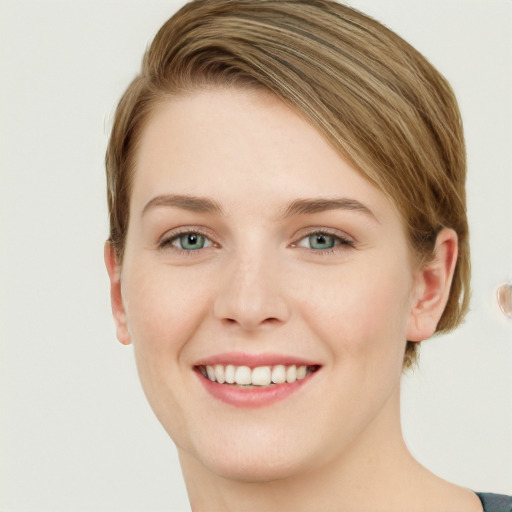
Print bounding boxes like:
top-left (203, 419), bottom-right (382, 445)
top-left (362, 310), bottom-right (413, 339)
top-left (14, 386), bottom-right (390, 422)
top-left (105, 87), bottom-right (482, 511)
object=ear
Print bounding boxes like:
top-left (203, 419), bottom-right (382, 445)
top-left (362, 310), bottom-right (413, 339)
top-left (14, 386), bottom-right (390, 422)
top-left (406, 228), bottom-right (458, 342)
top-left (104, 242), bottom-right (131, 345)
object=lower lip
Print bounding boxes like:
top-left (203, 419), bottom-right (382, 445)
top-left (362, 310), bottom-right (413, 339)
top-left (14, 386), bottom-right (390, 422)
top-left (195, 370), bottom-right (318, 408)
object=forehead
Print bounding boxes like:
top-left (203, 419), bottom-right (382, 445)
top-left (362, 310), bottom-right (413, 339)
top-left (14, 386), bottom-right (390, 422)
top-left (132, 87), bottom-right (401, 225)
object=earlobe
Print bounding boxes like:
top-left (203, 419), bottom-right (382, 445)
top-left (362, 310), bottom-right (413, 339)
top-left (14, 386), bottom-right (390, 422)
top-left (406, 228), bottom-right (458, 342)
top-left (104, 242), bottom-right (131, 345)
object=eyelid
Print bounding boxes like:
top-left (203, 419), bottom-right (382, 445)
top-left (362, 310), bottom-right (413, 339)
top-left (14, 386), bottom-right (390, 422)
top-left (157, 226), bottom-right (218, 250)
top-left (156, 225), bottom-right (355, 255)
top-left (291, 228), bottom-right (356, 251)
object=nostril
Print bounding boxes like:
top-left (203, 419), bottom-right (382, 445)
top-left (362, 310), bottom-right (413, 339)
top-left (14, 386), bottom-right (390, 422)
top-left (221, 316), bottom-right (281, 328)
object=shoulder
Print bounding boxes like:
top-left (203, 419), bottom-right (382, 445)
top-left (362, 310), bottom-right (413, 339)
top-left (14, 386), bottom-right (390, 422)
top-left (475, 492), bottom-right (512, 512)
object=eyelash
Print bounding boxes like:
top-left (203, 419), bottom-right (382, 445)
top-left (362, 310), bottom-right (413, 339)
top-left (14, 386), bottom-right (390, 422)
top-left (291, 229), bottom-right (356, 255)
top-left (158, 228), bottom-right (216, 255)
top-left (157, 228), bottom-right (356, 255)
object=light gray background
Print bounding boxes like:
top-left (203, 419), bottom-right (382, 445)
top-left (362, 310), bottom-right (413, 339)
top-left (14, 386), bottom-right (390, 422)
top-left (1, 1), bottom-right (511, 510)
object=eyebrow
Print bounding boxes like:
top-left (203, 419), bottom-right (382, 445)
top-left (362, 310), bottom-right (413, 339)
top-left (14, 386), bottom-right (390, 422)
top-left (142, 194), bottom-right (224, 216)
top-left (281, 197), bottom-right (379, 222)
top-left (141, 194), bottom-right (378, 222)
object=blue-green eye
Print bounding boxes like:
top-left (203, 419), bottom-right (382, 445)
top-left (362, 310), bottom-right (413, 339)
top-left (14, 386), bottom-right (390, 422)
top-left (297, 232), bottom-right (353, 251)
top-left (171, 232), bottom-right (212, 251)
top-left (307, 233), bottom-right (337, 250)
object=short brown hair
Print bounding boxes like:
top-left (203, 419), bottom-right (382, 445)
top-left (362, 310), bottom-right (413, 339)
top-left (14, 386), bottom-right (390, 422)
top-left (106, 0), bottom-right (470, 366)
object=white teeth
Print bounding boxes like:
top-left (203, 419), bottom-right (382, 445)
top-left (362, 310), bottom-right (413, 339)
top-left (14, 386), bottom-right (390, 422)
top-left (271, 364), bottom-right (286, 384)
top-left (251, 366), bottom-right (271, 386)
top-left (206, 365), bottom-right (216, 381)
top-left (201, 364), bottom-right (314, 387)
top-left (286, 365), bottom-right (297, 383)
top-left (214, 364), bottom-right (225, 384)
top-left (296, 365), bottom-right (307, 380)
top-left (234, 366), bottom-right (252, 385)
top-left (225, 364), bottom-right (235, 384)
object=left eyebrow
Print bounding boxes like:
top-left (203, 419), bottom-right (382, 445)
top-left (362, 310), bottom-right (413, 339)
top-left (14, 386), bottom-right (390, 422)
top-left (280, 198), bottom-right (379, 223)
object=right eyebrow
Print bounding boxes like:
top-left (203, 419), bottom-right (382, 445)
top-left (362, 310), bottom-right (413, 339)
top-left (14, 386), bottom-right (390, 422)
top-left (141, 194), bottom-right (224, 216)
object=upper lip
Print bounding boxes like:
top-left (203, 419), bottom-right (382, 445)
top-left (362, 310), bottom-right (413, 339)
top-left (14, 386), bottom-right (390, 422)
top-left (193, 352), bottom-right (320, 368)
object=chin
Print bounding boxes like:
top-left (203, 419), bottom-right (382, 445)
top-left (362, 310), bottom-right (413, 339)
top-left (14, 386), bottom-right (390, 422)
top-left (197, 449), bottom-right (306, 484)
top-left (174, 419), bottom-right (321, 484)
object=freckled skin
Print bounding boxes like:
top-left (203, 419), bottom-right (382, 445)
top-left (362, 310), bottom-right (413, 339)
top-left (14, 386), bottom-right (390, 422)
top-left (106, 88), bottom-right (479, 512)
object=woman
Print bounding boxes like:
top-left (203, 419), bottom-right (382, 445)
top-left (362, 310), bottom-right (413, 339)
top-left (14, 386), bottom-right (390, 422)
top-left (104, 1), bottom-right (512, 510)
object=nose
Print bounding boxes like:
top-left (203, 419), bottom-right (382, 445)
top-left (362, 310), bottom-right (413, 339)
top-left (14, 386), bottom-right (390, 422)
top-left (213, 249), bottom-right (291, 331)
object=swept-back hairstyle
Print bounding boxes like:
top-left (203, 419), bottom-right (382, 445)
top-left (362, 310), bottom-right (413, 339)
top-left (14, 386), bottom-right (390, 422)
top-left (106, 0), bottom-right (470, 366)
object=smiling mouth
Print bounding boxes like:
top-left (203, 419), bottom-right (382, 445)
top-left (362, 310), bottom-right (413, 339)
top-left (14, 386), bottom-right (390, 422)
top-left (195, 364), bottom-right (321, 388)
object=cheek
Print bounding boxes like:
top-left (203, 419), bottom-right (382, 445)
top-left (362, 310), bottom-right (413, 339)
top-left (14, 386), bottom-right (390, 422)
top-left (123, 263), bottom-right (213, 357)
top-left (296, 260), bottom-right (412, 362)
top-left (121, 263), bottom-right (215, 440)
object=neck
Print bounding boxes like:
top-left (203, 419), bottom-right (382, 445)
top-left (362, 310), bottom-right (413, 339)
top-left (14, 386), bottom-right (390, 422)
top-left (177, 385), bottom-right (444, 512)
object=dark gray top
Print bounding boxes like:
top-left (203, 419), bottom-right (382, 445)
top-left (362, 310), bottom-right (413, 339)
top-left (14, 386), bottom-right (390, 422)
top-left (476, 493), bottom-right (512, 512)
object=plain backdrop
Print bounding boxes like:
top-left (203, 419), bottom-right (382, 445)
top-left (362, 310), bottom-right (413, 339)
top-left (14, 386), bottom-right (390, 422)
top-left (1, 1), bottom-right (511, 510)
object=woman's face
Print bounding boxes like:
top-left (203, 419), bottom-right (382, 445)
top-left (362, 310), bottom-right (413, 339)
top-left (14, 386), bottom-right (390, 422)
top-left (113, 87), bottom-right (423, 481)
